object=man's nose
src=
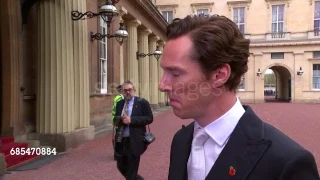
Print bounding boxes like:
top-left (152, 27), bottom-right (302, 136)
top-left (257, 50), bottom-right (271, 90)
top-left (158, 75), bottom-right (171, 92)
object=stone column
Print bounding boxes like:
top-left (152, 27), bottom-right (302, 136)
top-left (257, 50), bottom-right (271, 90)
top-left (149, 35), bottom-right (160, 109)
top-left (253, 54), bottom-right (264, 103)
top-left (158, 41), bottom-right (166, 106)
top-left (119, 31), bottom-right (124, 84)
top-left (138, 28), bottom-right (152, 100)
top-left (72, 0), bottom-right (90, 129)
top-left (119, 8), bottom-right (127, 84)
top-left (293, 52), bottom-right (304, 103)
top-left (37, 0), bottom-right (75, 134)
top-left (0, 0), bottom-right (23, 136)
top-left (125, 20), bottom-right (140, 91)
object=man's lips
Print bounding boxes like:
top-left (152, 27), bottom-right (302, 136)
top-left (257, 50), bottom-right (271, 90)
top-left (169, 98), bottom-right (179, 102)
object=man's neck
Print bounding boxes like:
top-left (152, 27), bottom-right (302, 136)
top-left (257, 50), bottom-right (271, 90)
top-left (196, 91), bottom-right (238, 127)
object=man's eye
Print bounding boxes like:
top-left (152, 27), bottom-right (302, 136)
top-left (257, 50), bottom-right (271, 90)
top-left (172, 72), bottom-right (180, 76)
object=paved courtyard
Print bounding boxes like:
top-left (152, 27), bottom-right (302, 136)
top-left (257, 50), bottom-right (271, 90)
top-left (4, 103), bottom-right (320, 180)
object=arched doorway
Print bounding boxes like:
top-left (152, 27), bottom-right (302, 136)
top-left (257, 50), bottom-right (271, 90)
top-left (263, 65), bottom-right (292, 102)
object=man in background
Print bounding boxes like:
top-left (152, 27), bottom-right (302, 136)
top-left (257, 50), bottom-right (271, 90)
top-left (114, 80), bottom-right (153, 180)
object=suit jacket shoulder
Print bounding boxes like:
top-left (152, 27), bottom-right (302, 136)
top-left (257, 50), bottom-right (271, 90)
top-left (134, 96), bottom-right (148, 104)
top-left (255, 120), bottom-right (319, 179)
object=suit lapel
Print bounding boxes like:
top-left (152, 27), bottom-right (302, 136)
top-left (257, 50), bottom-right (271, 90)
top-left (172, 123), bottom-right (194, 180)
top-left (118, 100), bottom-right (125, 115)
top-left (206, 106), bottom-right (271, 180)
top-left (130, 96), bottom-right (139, 116)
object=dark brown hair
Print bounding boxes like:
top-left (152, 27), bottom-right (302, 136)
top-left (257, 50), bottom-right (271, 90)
top-left (123, 80), bottom-right (135, 89)
top-left (166, 14), bottom-right (250, 91)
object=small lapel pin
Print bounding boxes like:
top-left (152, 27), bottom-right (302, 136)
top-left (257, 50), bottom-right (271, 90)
top-left (229, 166), bottom-right (236, 176)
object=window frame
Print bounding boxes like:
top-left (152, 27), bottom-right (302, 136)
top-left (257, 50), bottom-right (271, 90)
top-left (314, 1), bottom-right (320, 31)
top-left (233, 7), bottom-right (246, 34)
top-left (271, 4), bottom-right (285, 33)
top-left (191, 2), bottom-right (214, 15)
top-left (99, 17), bottom-right (108, 94)
top-left (162, 10), bottom-right (174, 23)
top-left (313, 51), bottom-right (320, 58)
top-left (271, 52), bottom-right (285, 59)
top-left (196, 9), bottom-right (209, 15)
top-left (313, 64), bottom-right (320, 90)
top-left (156, 4), bottom-right (178, 22)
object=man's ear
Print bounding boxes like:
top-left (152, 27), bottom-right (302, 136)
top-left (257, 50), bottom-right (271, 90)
top-left (209, 64), bottom-right (231, 88)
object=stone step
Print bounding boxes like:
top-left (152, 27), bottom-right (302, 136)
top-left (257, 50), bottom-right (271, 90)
top-left (27, 133), bottom-right (40, 140)
top-left (95, 123), bottom-right (114, 138)
top-left (25, 140), bottom-right (40, 148)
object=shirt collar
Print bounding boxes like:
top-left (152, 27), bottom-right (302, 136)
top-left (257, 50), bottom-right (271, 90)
top-left (128, 96), bottom-right (135, 104)
top-left (194, 97), bottom-right (245, 147)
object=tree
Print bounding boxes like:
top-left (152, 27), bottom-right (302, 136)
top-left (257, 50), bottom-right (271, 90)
top-left (264, 71), bottom-right (276, 86)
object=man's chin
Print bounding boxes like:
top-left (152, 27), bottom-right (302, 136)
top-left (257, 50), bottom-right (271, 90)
top-left (172, 108), bottom-right (189, 119)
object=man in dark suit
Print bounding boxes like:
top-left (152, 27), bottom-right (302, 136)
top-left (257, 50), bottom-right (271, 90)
top-left (158, 14), bottom-right (320, 180)
top-left (114, 80), bottom-right (153, 180)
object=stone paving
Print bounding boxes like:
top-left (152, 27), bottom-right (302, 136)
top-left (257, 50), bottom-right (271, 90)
top-left (4, 103), bottom-right (320, 180)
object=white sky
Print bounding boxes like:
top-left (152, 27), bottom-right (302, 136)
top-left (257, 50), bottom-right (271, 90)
top-left (265, 69), bottom-right (273, 74)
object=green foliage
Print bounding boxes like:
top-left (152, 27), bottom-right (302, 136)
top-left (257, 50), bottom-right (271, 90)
top-left (264, 72), bottom-right (276, 86)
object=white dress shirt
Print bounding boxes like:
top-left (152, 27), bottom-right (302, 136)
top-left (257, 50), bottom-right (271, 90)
top-left (192, 97), bottom-right (245, 176)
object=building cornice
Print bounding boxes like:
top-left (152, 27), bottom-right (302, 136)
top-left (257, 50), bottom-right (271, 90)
top-left (190, 2), bottom-right (215, 13)
top-left (156, 4), bottom-right (179, 8)
top-left (227, 0), bottom-right (252, 10)
top-left (129, 0), bottom-right (168, 36)
top-left (265, 0), bottom-right (291, 8)
top-left (250, 40), bottom-right (320, 47)
top-left (190, 2), bottom-right (215, 6)
top-left (308, 58), bottom-right (320, 61)
top-left (156, 4), bottom-right (179, 13)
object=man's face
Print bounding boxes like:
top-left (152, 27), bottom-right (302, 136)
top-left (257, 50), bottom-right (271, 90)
top-left (122, 83), bottom-right (135, 101)
top-left (118, 89), bottom-right (123, 95)
top-left (159, 35), bottom-right (217, 120)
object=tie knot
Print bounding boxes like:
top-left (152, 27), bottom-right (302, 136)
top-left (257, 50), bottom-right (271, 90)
top-left (192, 128), bottom-right (209, 147)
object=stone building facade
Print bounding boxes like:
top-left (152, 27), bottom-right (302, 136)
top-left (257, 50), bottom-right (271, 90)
top-left (0, 0), bottom-right (167, 151)
top-left (155, 0), bottom-right (320, 103)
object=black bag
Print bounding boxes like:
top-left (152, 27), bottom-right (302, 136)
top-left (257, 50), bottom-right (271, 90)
top-left (143, 125), bottom-right (155, 145)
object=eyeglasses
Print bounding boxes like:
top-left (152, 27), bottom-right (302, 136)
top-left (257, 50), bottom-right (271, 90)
top-left (123, 88), bottom-right (133, 92)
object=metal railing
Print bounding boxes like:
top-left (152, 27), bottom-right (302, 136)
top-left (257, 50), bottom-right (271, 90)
top-left (271, 32), bottom-right (286, 38)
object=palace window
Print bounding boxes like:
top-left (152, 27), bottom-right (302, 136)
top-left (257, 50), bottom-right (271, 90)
top-left (271, 4), bottom-right (285, 33)
top-left (315, 1), bottom-right (320, 35)
top-left (100, 17), bottom-right (108, 94)
top-left (313, 51), bottom-right (320, 58)
top-left (271, 52), bottom-right (284, 59)
top-left (313, 64), bottom-right (320, 89)
top-left (191, 2), bottom-right (214, 16)
top-left (196, 9), bottom-right (209, 15)
top-left (233, 7), bottom-right (245, 34)
top-left (162, 11), bottom-right (173, 23)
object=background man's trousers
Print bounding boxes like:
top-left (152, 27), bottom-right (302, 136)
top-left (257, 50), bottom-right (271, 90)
top-left (116, 138), bottom-right (142, 180)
